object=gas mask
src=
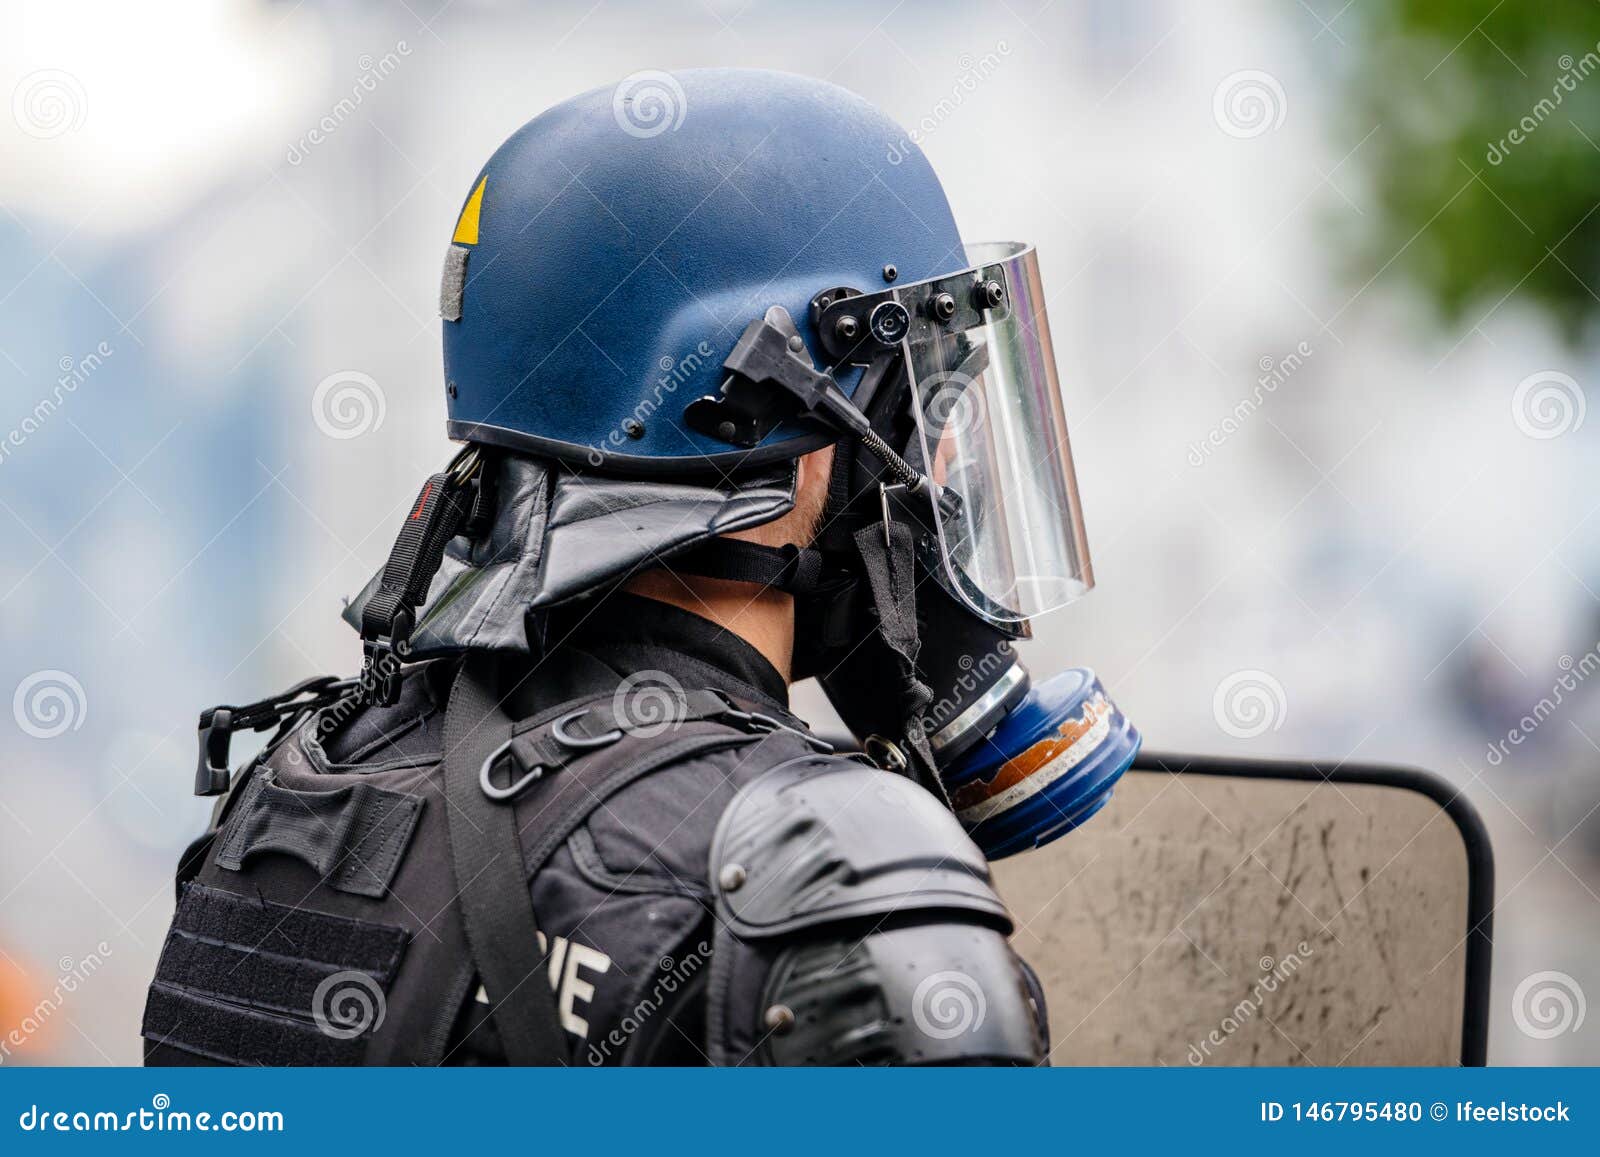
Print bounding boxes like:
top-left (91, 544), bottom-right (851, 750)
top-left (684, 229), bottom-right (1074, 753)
top-left (812, 564), bottom-right (1140, 861)
top-left (690, 242), bottom-right (1142, 859)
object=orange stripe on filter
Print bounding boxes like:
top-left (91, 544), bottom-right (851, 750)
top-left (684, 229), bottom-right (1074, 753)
top-left (950, 694), bottom-right (1111, 812)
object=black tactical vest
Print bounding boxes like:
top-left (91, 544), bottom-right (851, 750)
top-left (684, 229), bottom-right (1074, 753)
top-left (142, 646), bottom-right (825, 1066)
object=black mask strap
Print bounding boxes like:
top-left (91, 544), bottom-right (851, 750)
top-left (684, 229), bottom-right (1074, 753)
top-left (669, 539), bottom-right (828, 596)
top-left (850, 518), bottom-right (948, 804)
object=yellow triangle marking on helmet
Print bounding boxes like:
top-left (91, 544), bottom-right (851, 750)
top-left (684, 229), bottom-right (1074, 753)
top-left (452, 177), bottom-right (486, 245)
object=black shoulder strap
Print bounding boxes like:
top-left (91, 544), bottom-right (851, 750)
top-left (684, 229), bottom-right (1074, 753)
top-left (442, 652), bottom-right (568, 1066)
top-left (443, 653), bottom-right (832, 1064)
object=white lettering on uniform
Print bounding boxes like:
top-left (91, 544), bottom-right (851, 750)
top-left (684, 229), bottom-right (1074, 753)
top-left (559, 943), bottom-right (612, 1037)
top-left (521, 931), bottom-right (612, 1039)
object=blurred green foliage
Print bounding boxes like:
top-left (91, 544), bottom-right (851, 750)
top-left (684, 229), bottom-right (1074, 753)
top-left (1344, 0), bottom-right (1600, 341)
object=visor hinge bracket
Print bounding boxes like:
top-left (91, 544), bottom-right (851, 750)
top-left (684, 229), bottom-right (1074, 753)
top-left (684, 306), bottom-right (846, 448)
top-left (689, 308), bottom-right (940, 490)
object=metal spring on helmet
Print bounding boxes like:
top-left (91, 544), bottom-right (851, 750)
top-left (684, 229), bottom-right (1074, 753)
top-left (858, 428), bottom-right (927, 494)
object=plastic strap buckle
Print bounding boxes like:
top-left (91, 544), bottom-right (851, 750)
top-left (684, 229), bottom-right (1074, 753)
top-left (193, 675), bottom-right (359, 797)
top-left (358, 449), bottom-right (486, 706)
top-left (360, 615), bottom-right (411, 708)
top-left (478, 706), bottom-right (625, 803)
top-left (195, 707), bottom-right (235, 797)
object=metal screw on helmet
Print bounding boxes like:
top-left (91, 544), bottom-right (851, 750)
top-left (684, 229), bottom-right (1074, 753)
top-left (882, 263), bottom-right (898, 283)
top-left (930, 292), bottom-right (957, 322)
top-left (764, 1004), bottom-right (796, 1034)
top-left (868, 300), bottom-right (911, 345)
top-left (834, 314), bottom-right (861, 343)
top-left (974, 279), bottom-right (1004, 310)
top-left (622, 418), bottom-right (645, 439)
top-left (718, 862), bottom-right (747, 891)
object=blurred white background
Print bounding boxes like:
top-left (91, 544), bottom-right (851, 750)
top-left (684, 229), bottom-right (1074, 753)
top-left (1, 0), bottom-right (1596, 1064)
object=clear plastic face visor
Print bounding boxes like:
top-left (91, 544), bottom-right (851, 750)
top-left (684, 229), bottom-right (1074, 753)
top-left (899, 242), bottom-right (1093, 625)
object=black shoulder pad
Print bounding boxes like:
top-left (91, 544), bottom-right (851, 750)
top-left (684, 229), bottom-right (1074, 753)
top-left (759, 924), bottom-right (1046, 1066)
top-left (709, 756), bottom-right (1010, 938)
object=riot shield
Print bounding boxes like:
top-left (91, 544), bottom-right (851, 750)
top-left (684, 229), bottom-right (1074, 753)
top-left (992, 752), bottom-right (1492, 1066)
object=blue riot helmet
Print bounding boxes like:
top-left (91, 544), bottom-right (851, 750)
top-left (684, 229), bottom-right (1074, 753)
top-left (440, 67), bottom-right (961, 473)
top-left (351, 68), bottom-right (1140, 856)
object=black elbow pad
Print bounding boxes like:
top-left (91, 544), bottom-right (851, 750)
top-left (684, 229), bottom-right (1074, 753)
top-left (706, 757), bottom-right (1046, 1066)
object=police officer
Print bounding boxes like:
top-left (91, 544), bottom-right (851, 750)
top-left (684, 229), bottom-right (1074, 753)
top-left (142, 68), bottom-right (1140, 1067)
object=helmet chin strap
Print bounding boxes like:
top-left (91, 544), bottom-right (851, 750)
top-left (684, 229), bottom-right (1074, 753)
top-left (672, 514), bottom-right (949, 806)
top-left (667, 539), bottom-right (828, 595)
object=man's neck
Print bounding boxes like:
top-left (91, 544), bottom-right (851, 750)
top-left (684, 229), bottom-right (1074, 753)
top-left (622, 569), bottom-right (795, 683)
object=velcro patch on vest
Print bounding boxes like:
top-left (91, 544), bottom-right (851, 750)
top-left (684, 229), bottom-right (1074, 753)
top-left (439, 244), bottom-right (469, 321)
top-left (142, 883), bottom-right (408, 1065)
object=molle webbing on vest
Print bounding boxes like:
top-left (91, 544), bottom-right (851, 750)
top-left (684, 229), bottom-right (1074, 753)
top-left (142, 884), bottom-right (408, 1066)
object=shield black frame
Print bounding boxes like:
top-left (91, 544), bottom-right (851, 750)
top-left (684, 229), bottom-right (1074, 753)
top-left (1125, 751), bottom-right (1494, 1066)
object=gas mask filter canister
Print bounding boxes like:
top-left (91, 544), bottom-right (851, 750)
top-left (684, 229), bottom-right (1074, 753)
top-left (936, 664), bottom-right (1140, 860)
top-left (818, 575), bottom-right (1141, 862)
